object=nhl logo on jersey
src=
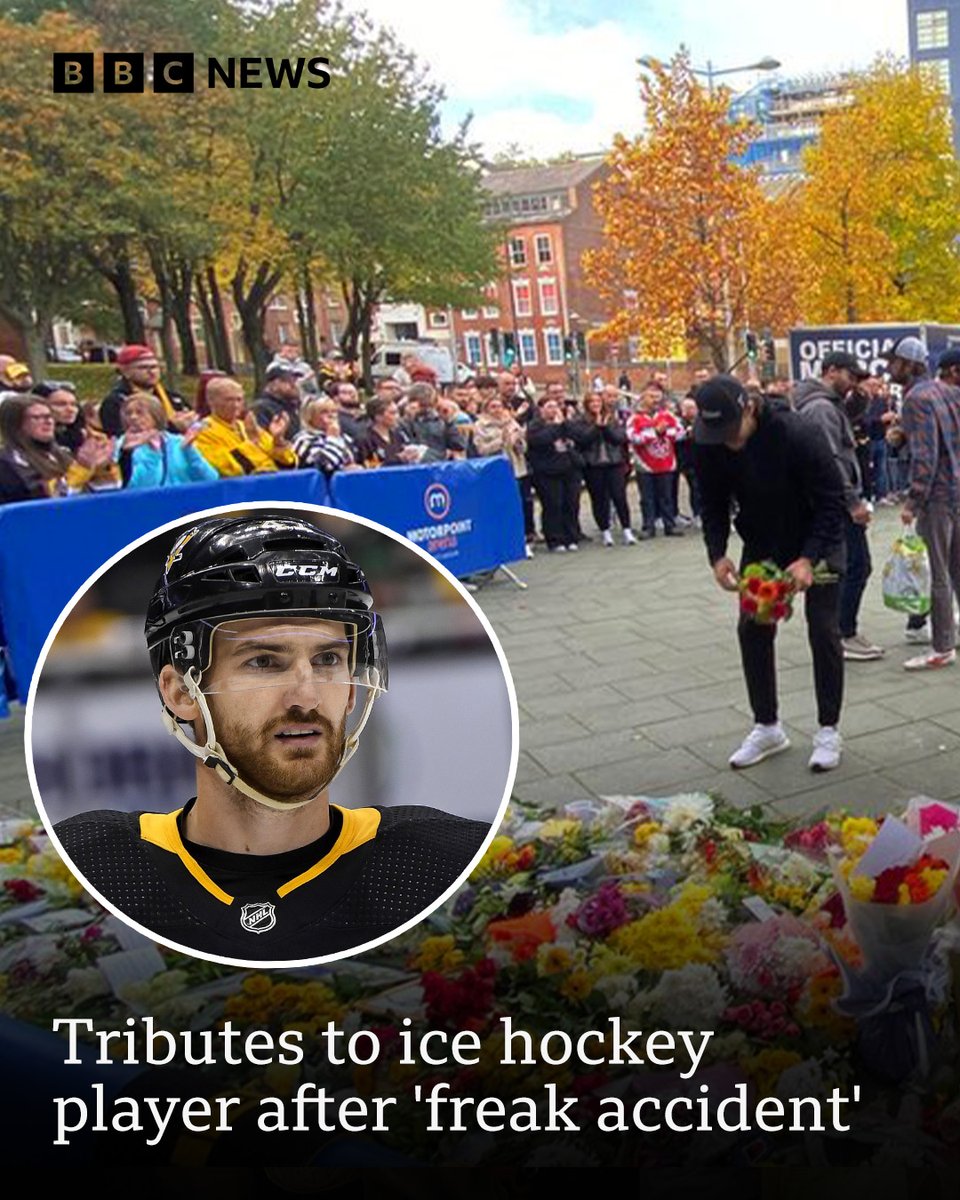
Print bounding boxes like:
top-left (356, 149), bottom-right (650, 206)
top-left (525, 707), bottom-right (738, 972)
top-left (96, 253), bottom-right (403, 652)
top-left (240, 902), bottom-right (276, 933)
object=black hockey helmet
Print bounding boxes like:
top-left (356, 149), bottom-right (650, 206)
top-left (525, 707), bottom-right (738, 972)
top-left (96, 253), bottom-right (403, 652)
top-left (145, 514), bottom-right (387, 691)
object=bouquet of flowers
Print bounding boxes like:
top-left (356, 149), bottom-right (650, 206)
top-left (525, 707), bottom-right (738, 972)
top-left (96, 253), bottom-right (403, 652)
top-left (740, 560), bottom-right (838, 625)
top-left (830, 807), bottom-right (960, 982)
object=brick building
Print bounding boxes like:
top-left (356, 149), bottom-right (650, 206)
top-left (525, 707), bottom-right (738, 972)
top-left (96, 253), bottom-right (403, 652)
top-left (437, 157), bottom-right (610, 388)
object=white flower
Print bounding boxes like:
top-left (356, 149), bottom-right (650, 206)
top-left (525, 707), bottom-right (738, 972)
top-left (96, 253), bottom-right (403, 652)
top-left (65, 967), bottom-right (110, 1003)
top-left (647, 963), bottom-right (729, 1029)
top-left (776, 1059), bottom-right (823, 1101)
top-left (660, 793), bottom-right (714, 834)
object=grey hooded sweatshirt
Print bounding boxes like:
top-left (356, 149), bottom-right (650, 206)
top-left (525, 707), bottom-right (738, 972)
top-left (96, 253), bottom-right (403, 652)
top-left (792, 378), bottom-right (861, 514)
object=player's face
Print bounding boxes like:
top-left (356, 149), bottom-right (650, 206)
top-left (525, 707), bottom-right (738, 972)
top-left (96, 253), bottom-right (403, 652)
top-left (203, 618), bottom-right (357, 805)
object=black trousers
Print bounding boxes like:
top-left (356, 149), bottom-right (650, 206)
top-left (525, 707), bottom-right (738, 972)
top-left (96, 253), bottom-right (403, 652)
top-left (518, 474), bottom-right (535, 539)
top-left (738, 580), bottom-right (843, 728)
top-left (533, 471), bottom-right (580, 548)
top-left (838, 517), bottom-right (871, 639)
top-left (583, 464), bottom-right (632, 532)
top-left (639, 471), bottom-right (677, 532)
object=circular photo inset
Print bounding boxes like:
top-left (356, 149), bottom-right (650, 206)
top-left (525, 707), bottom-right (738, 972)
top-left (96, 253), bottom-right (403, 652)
top-left (28, 504), bottom-right (517, 967)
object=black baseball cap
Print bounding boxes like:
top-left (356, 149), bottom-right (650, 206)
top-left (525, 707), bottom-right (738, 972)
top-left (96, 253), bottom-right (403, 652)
top-left (693, 374), bottom-right (749, 445)
top-left (264, 363), bottom-right (299, 383)
top-left (821, 350), bottom-right (868, 378)
top-left (938, 347), bottom-right (960, 371)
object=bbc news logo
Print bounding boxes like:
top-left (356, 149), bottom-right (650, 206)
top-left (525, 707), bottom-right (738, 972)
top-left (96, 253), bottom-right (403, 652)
top-left (52, 53), bottom-right (331, 93)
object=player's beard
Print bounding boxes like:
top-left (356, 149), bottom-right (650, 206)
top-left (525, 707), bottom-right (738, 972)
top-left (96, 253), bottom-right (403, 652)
top-left (210, 703), bottom-right (348, 806)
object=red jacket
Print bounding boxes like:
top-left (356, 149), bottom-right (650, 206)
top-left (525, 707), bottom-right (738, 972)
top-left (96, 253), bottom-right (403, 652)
top-left (628, 409), bottom-right (684, 473)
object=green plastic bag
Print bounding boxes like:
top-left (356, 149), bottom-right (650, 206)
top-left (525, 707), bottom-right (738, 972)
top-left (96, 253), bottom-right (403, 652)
top-left (882, 530), bottom-right (932, 615)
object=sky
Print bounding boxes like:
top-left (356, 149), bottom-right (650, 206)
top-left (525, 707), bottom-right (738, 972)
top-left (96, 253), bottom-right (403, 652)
top-left (342, 0), bottom-right (909, 157)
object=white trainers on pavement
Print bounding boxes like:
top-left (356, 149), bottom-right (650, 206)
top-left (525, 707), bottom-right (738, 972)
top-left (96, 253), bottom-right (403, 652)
top-left (729, 723), bottom-right (790, 769)
top-left (623, 528), bottom-right (637, 545)
top-left (905, 625), bottom-right (932, 645)
top-left (904, 648), bottom-right (957, 671)
top-left (841, 634), bottom-right (885, 661)
top-left (602, 529), bottom-right (614, 547)
top-left (809, 726), bottom-right (842, 772)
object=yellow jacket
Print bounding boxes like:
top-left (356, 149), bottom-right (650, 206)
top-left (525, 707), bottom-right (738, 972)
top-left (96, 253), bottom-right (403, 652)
top-left (192, 415), bottom-right (296, 477)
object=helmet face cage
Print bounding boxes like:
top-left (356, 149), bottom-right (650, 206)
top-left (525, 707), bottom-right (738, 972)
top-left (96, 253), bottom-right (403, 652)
top-left (144, 515), bottom-right (387, 810)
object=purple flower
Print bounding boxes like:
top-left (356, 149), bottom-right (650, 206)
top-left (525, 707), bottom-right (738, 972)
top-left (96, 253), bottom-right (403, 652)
top-left (567, 881), bottom-right (630, 938)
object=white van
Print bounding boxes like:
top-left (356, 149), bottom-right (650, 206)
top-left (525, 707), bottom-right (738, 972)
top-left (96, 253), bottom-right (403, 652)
top-left (370, 341), bottom-right (472, 385)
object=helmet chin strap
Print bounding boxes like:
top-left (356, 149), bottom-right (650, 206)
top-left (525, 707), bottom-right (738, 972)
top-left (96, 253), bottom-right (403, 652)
top-left (160, 667), bottom-right (380, 813)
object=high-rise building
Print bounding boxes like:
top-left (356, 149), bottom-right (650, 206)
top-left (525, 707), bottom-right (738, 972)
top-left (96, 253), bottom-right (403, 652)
top-left (906, 2), bottom-right (960, 151)
top-left (729, 74), bottom-right (855, 176)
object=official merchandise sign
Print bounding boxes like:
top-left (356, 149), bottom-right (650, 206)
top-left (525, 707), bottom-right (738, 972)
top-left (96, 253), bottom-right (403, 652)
top-left (789, 322), bottom-right (960, 380)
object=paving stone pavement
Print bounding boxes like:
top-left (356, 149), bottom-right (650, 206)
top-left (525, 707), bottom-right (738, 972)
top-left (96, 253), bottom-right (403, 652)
top-left (473, 504), bottom-right (960, 821)
top-left (0, 504), bottom-right (957, 824)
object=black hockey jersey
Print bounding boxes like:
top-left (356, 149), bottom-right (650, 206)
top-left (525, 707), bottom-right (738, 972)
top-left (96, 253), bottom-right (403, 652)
top-left (54, 803), bottom-right (489, 961)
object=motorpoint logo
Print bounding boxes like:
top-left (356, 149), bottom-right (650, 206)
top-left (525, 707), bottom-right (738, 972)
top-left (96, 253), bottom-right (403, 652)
top-left (52, 53), bottom-right (331, 94)
top-left (424, 483), bottom-right (452, 521)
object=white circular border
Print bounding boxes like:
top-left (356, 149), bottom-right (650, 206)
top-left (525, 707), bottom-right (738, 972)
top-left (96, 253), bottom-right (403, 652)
top-left (25, 499), bottom-right (520, 970)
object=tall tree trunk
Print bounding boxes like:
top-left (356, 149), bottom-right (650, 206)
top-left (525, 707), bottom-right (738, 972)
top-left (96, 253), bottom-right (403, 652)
top-left (231, 258), bottom-right (283, 391)
top-left (147, 245), bottom-right (178, 377)
top-left (170, 258), bottom-right (198, 375)
top-left (196, 266), bottom-right (233, 373)
top-left (300, 263), bottom-right (319, 364)
top-left (86, 239), bottom-right (145, 343)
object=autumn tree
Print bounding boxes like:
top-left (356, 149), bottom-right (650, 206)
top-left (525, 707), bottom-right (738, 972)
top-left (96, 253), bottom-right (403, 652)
top-left (584, 51), bottom-right (799, 370)
top-left (795, 58), bottom-right (960, 323)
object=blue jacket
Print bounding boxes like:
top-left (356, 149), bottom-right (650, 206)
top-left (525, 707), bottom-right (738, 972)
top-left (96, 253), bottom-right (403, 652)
top-left (118, 432), bottom-right (219, 489)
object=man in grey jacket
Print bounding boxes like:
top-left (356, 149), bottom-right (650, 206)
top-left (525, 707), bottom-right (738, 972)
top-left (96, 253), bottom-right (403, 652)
top-left (794, 351), bottom-right (883, 661)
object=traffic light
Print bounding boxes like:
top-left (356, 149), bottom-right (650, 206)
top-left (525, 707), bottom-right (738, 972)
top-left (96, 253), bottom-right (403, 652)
top-left (745, 330), bottom-right (758, 360)
top-left (763, 337), bottom-right (776, 363)
top-left (489, 328), bottom-right (501, 356)
top-left (574, 332), bottom-right (586, 360)
top-left (502, 331), bottom-right (517, 367)
top-left (563, 336), bottom-right (574, 361)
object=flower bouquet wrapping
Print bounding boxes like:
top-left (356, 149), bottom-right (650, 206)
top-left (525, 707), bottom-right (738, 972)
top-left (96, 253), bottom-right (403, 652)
top-left (830, 808), bottom-right (960, 985)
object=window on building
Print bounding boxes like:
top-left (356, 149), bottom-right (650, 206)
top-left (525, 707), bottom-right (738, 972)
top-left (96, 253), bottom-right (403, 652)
top-left (461, 308), bottom-right (478, 319)
top-left (482, 303), bottom-right (500, 318)
top-left (277, 324), bottom-right (289, 343)
top-left (544, 328), bottom-right (564, 365)
top-left (268, 296), bottom-right (289, 311)
top-left (519, 329), bottom-right (537, 366)
top-left (428, 311), bottom-right (449, 328)
top-left (509, 237), bottom-right (527, 267)
top-left (539, 278), bottom-right (559, 316)
top-left (917, 9), bottom-right (949, 50)
top-left (464, 332), bottom-right (483, 366)
top-left (919, 56), bottom-right (951, 91)
top-left (535, 233), bottom-right (553, 264)
top-left (512, 280), bottom-right (532, 317)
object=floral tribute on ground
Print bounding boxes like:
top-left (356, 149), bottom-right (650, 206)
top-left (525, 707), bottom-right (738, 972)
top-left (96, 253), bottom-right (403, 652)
top-left (3, 797), bottom-right (960, 1165)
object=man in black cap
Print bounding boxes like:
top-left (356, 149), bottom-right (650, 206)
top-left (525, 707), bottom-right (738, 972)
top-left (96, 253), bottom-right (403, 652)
top-left (694, 376), bottom-right (847, 771)
top-left (886, 338), bottom-right (960, 670)
top-left (793, 351), bottom-right (882, 663)
top-left (256, 363), bottom-right (304, 436)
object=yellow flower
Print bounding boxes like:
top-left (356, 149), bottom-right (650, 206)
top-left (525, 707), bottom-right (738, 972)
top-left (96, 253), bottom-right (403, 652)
top-left (539, 818), bottom-right (580, 841)
top-left (848, 875), bottom-right (875, 902)
top-left (242, 974), bottom-right (272, 997)
top-left (536, 944), bottom-right (573, 977)
top-left (839, 817), bottom-right (877, 857)
top-left (633, 821), bottom-right (661, 848)
top-left (411, 934), bottom-right (464, 973)
top-left (472, 835), bottom-right (515, 880)
top-left (0, 847), bottom-right (22, 864)
top-left (741, 1048), bottom-right (803, 1097)
top-left (560, 969), bottom-right (594, 1002)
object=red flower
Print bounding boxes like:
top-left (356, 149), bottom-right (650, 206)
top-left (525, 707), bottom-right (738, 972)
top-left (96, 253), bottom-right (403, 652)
top-left (741, 597), bottom-right (759, 615)
top-left (873, 865), bottom-right (907, 904)
top-left (3, 879), bottom-right (43, 903)
top-left (746, 577), bottom-right (762, 595)
top-left (771, 603), bottom-right (789, 621)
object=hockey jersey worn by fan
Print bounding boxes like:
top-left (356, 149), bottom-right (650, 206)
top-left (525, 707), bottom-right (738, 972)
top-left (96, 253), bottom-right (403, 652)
top-left (55, 802), bottom-right (488, 959)
top-left (628, 409), bottom-right (684, 474)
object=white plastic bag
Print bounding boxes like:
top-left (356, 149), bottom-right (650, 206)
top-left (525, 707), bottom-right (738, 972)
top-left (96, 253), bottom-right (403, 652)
top-left (882, 528), bottom-right (931, 615)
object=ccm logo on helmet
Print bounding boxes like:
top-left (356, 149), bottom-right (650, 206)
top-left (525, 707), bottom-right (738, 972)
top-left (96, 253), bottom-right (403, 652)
top-left (273, 562), bottom-right (339, 581)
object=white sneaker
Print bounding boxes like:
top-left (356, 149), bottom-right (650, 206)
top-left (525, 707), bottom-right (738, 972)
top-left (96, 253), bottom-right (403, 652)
top-left (525, 543), bottom-right (535, 559)
top-left (550, 545), bottom-right (567, 553)
top-left (729, 723), bottom-right (790, 769)
top-left (622, 528), bottom-right (637, 545)
top-left (904, 648), bottom-right (957, 671)
top-left (841, 634), bottom-right (884, 661)
top-left (905, 625), bottom-right (932, 645)
top-left (809, 726), bottom-right (842, 772)
top-left (602, 529), bottom-right (614, 547)
top-left (566, 543), bottom-right (579, 552)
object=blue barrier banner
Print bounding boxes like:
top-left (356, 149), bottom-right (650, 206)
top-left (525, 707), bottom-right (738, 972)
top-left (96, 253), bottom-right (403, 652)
top-left (330, 456), bottom-right (525, 576)
top-left (0, 459), bottom-right (523, 704)
top-left (0, 472), bottom-right (329, 702)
